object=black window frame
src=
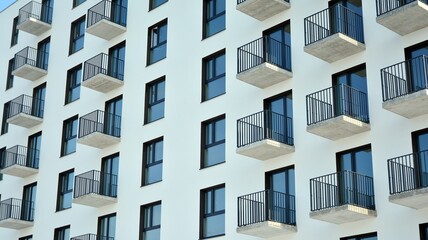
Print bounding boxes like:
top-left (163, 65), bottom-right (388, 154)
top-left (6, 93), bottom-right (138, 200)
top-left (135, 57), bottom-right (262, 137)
top-left (73, 0), bottom-right (86, 8)
top-left (202, 0), bottom-right (226, 39)
top-left (19, 235), bottom-right (33, 240)
top-left (149, 0), bottom-right (168, 10)
top-left (65, 64), bottom-right (82, 104)
top-left (54, 225), bottom-right (70, 240)
top-left (10, 16), bottom-right (19, 47)
top-left (147, 19), bottom-right (168, 65)
top-left (1, 102), bottom-right (10, 135)
top-left (69, 15), bottom-right (86, 55)
top-left (6, 58), bottom-right (14, 90)
top-left (60, 115), bottom-right (78, 157)
top-left (200, 184), bottom-right (225, 239)
top-left (0, 147), bottom-right (5, 181)
top-left (420, 222), bottom-right (428, 240)
top-left (142, 137), bottom-right (163, 186)
top-left (202, 49), bottom-right (226, 101)
top-left (144, 76), bottom-right (165, 124)
top-left (340, 232), bottom-right (377, 240)
top-left (56, 169), bottom-right (74, 211)
top-left (139, 201), bottom-right (162, 240)
top-left (201, 114), bottom-right (226, 169)
top-left (97, 213), bottom-right (117, 239)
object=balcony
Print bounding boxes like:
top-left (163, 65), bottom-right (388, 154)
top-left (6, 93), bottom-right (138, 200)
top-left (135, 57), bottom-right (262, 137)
top-left (236, 0), bottom-right (290, 21)
top-left (376, 0), bottom-right (428, 35)
top-left (73, 170), bottom-right (118, 207)
top-left (310, 170), bottom-right (377, 224)
top-left (71, 234), bottom-right (114, 240)
top-left (237, 190), bottom-right (296, 238)
top-left (12, 47), bottom-right (48, 81)
top-left (237, 110), bottom-right (294, 160)
top-left (237, 36), bottom-right (292, 89)
top-left (82, 53), bottom-right (124, 93)
top-left (306, 84), bottom-right (370, 140)
top-left (0, 146), bottom-right (39, 178)
top-left (0, 198), bottom-right (34, 229)
top-left (77, 110), bottom-right (121, 149)
top-left (87, 0), bottom-right (127, 40)
top-left (16, 1), bottom-right (52, 36)
top-left (388, 150), bottom-right (428, 209)
top-left (7, 95), bottom-right (44, 129)
top-left (304, 5), bottom-right (365, 63)
top-left (381, 55), bottom-right (428, 118)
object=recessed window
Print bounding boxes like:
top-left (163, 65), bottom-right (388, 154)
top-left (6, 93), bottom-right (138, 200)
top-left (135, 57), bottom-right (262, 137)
top-left (65, 64), bottom-right (82, 104)
top-left (6, 58), bottom-right (14, 90)
top-left (0, 147), bottom-right (5, 181)
top-left (202, 50), bottom-right (225, 101)
top-left (1, 102), bottom-right (10, 135)
top-left (61, 115), bottom-right (78, 156)
top-left (420, 223), bottom-right (428, 240)
top-left (200, 184), bottom-right (225, 239)
top-left (147, 19), bottom-right (167, 65)
top-left (54, 225), bottom-right (70, 240)
top-left (145, 77), bottom-right (165, 123)
top-left (73, 0), bottom-right (86, 8)
top-left (10, 16), bottom-right (19, 47)
top-left (140, 201), bottom-right (161, 240)
top-left (340, 232), bottom-right (377, 240)
top-left (98, 213), bottom-right (116, 239)
top-left (150, 0), bottom-right (167, 10)
top-left (56, 169), bottom-right (74, 211)
top-left (69, 16), bottom-right (85, 55)
top-left (142, 137), bottom-right (163, 186)
top-left (203, 0), bottom-right (225, 38)
top-left (201, 115), bottom-right (225, 168)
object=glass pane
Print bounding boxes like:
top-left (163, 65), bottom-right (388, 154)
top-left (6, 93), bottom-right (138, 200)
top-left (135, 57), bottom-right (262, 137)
top-left (155, 141), bottom-right (163, 162)
top-left (355, 149), bottom-right (373, 177)
top-left (146, 163), bottom-right (162, 184)
top-left (153, 204), bottom-right (161, 225)
top-left (216, 54), bottom-right (225, 75)
top-left (157, 81), bottom-right (165, 100)
top-left (215, 118), bottom-right (225, 141)
top-left (205, 76), bottom-right (225, 100)
top-left (62, 192), bottom-right (72, 209)
top-left (204, 143), bottom-right (225, 166)
top-left (65, 139), bottom-right (76, 155)
top-left (148, 102), bottom-right (164, 122)
top-left (206, 60), bottom-right (214, 79)
top-left (146, 144), bottom-right (154, 164)
top-left (205, 123), bottom-right (213, 144)
top-left (108, 216), bottom-right (116, 237)
top-left (150, 45), bottom-right (167, 63)
top-left (271, 172), bottom-right (286, 193)
top-left (203, 214), bottom-right (225, 238)
top-left (159, 25), bottom-right (167, 43)
top-left (206, 15), bottom-right (225, 37)
top-left (143, 229), bottom-right (160, 240)
top-left (216, 0), bottom-right (225, 13)
top-left (144, 207), bottom-right (152, 227)
top-left (205, 191), bottom-right (212, 213)
top-left (214, 187), bottom-right (225, 211)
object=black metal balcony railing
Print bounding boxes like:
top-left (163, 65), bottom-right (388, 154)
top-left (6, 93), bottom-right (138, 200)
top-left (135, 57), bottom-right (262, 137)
top-left (0, 145), bottom-right (39, 170)
top-left (14, 47), bottom-right (49, 71)
top-left (304, 4), bottom-right (364, 46)
top-left (83, 53), bottom-right (125, 82)
top-left (238, 190), bottom-right (296, 227)
top-left (381, 55), bottom-right (428, 101)
top-left (8, 95), bottom-right (44, 119)
top-left (237, 110), bottom-right (293, 148)
top-left (18, 1), bottom-right (53, 25)
top-left (310, 170), bottom-right (375, 211)
top-left (306, 84), bottom-right (369, 126)
top-left (74, 170), bottom-right (118, 199)
top-left (0, 198), bottom-right (34, 222)
top-left (376, 0), bottom-right (428, 16)
top-left (88, 0), bottom-right (127, 28)
top-left (237, 0), bottom-right (289, 4)
top-left (79, 110), bottom-right (121, 138)
top-left (71, 234), bottom-right (114, 240)
top-left (388, 150), bottom-right (428, 195)
top-left (237, 36), bottom-right (292, 74)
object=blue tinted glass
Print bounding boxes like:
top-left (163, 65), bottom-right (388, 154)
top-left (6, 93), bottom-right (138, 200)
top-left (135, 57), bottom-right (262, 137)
top-left (144, 229), bottom-right (160, 240)
top-left (151, 44), bottom-right (167, 63)
top-left (214, 187), bottom-right (225, 211)
top-left (215, 118), bottom-right (225, 141)
top-left (205, 143), bottom-right (225, 166)
top-left (147, 163), bottom-right (162, 184)
top-left (206, 15), bottom-right (225, 37)
top-left (153, 204), bottom-right (161, 225)
top-left (206, 76), bottom-right (225, 99)
top-left (204, 214), bottom-right (225, 237)
top-left (148, 101), bottom-right (164, 122)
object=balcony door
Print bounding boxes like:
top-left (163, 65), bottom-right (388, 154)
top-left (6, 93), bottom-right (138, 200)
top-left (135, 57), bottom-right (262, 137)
top-left (22, 183), bottom-right (37, 221)
top-left (104, 96), bottom-right (122, 137)
top-left (101, 153), bottom-right (119, 197)
top-left (41, 0), bottom-right (53, 23)
top-left (262, 22), bottom-right (291, 70)
top-left (98, 213), bottom-right (116, 239)
top-left (412, 129), bottom-right (428, 189)
top-left (108, 42), bottom-right (125, 80)
top-left (32, 83), bottom-right (46, 118)
top-left (405, 42), bottom-right (428, 92)
top-left (27, 132), bottom-right (41, 169)
top-left (111, 0), bottom-right (127, 25)
top-left (36, 37), bottom-right (50, 70)
top-left (329, 0), bottom-right (363, 40)
top-left (264, 91), bottom-right (293, 145)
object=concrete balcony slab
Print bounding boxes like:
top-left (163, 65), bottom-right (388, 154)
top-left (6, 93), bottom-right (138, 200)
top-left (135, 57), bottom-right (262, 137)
top-left (382, 89), bottom-right (428, 118)
top-left (0, 218), bottom-right (33, 230)
top-left (237, 139), bottom-right (294, 160)
top-left (17, 18), bottom-right (51, 36)
top-left (73, 193), bottom-right (117, 208)
top-left (77, 132), bottom-right (120, 149)
top-left (236, 0), bottom-right (290, 21)
top-left (307, 115), bottom-right (370, 140)
top-left (237, 221), bottom-right (297, 238)
top-left (0, 165), bottom-right (38, 178)
top-left (82, 73), bottom-right (124, 93)
top-left (86, 19), bottom-right (126, 40)
top-left (310, 204), bottom-right (377, 224)
top-left (389, 187), bottom-right (428, 209)
top-left (12, 64), bottom-right (47, 81)
top-left (7, 113), bottom-right (43, 129)
top-left (236, 62), bottom-right (292, 89)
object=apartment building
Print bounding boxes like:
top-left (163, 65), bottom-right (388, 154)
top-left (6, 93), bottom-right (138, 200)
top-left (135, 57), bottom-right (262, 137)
top-left (0, 0), bottom-right (428, 239)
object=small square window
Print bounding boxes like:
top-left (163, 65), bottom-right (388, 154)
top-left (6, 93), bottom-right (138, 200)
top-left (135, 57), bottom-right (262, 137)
top-left (201, 115), bottom-right (225, 168)
top-left (147, 19), bottom-right (167, 65)
top-left (56, 169), bottom-right (74, 211)
top-left (200, 184), bottom-right (225, 239)
top-left (145, 77), bottom-right (165, 123)
top-left (69, 16), bottom-right (86, 55)
top-left (61, 115), bottom-right (78, 156)
top-left (202, 50), bottom-right (225, 101)
top-left (142, 137), bottom-right (163, 185)
top-left (150, 0), bottom-right (168, 10)
top-left (65, 64), bottom-right (82, 104)
top-left (140, 201), bottom-right (161, 240)
top-left (203, 0), bottom-right (225, 38)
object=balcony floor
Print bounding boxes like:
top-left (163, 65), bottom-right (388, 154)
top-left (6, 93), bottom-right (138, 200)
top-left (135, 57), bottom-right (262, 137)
top-left (237, 221), bottom-right (297, 238)
top-left (389, 187), bottom-right (428, 209)
top-left (0, 164), bottom-right (38, 178)
top-left (236, 62), bottom-right (292, 89)
top-left (73, 193), bottom-right (117, 207)
top-left (17, 18), bottom-right (51, 36)
top-left (310, 204), bottom-right (377, 224)
top-left (307, 115), bottom-right (370, 140)
top-left (82, 73), bottom-right (124, 93)
top-left (237, 139), bottom-right (294, 160)
top-left (0, 218), bottom-right (33, 229)
top-left (304, 33), bottom-right (365, 63)
top-left (376, 1), bottom-right (428, 36)
top-left (236, 0), bottom-right (291, 21)
top-left (382, 89), bottom-right (428, 118)
top-left (7, 113), bottom-right (43, 128)
top-left (12, 64), bottom-right (48, 81)
top-left (78, 132), bottom-right (120, 149)
top-left (86, 19), bottom-right (126, 40)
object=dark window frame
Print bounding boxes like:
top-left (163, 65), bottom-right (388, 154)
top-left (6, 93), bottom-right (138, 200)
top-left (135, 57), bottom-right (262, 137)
top-left (0, 147), bottom-right (5, 181)
top-left (340, 232), bottom-right (377, 240)
top-left (420, 222), bottom-right (428, 240)
top-left (199, 183), bottom-right (225, 239)
top-left (149, 0), bottom-right (168, 10)
top-left (139, 201), bottom-right (162, 240)
top-left (54, 225), bottom-right (70, 240)
top-left (144, 76), bottom-right (165, 124)
top-left (335, 143), bottom-right (372, 172)
top-left (1, 102), bottom-right (10, 135)
top-left (202, 0), bottom-right (226, 39)
top-left (10, 16), bottom-right (19, 47)
top-left (202, 49), bottom-right (226, 101)
top-left (97, 212), bottom-right (117, 239)
top-left (6, 58), bottom-right (14, 90)
top-left (142, 137), bottom-right (163, 186)
top-left (60, 115), bottom-right (79, 157)
top-left (69, 15), bottom-right (86, 55)
top-left (200, 114), bottom-right (226, 169)
top-left (73, 0), bottom-right (86, 8)
top-left (56, 169), bottom-right (74, 211)
top-left (147, 19), bottom-right (168, 65)
top-left (65, 64), bottom-right (82, 104)
top-left (18, 235), bottom-right (33, 240)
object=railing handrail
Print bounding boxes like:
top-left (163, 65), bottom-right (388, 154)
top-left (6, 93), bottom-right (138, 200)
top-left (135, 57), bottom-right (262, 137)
top-left (375, 0), bottom-right (426, 16)
top-left (237, 0), bottom-right (289, 4)
top-left (18, 1), bottom-right (53, 24)
top-left (71, 234), bottom-right (114, 240)
top-left (7, 94), bottom-right (45, 119)
top-left (0, 198), bottom-right (35, 221)
top-left (83, 53), bottom-right (125, 81)
top-left (74, 170), bottom-right (118, 198)
top-left (78, 109), bottom-right (121, 138)
top-left (14, 46), bottom-right (49, 70)
top-left (87, 0), bottom-right (127, 28)
top-left (1, 145), bottom-right (39, 169)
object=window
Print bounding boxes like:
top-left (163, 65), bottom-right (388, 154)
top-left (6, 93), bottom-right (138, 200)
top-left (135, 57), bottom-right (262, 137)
top-left (37, 37), bottom-right (50, 70)
top-left (150, 0), bottom-right (167, 10)
top-left (69, 16), bottom-right (85, 55)
top-left (56, 169), bottom-right (74, 211)
top-left (19, 236), bottom-right (32, 240)
top-left (1, 102), bottom-right (10, 135)
top-left (65, 65), bottom-right (82, 104)
top-left (145, 77), bottom-right (165, 123)
top-left (27, 132), bottom-right (42, 169)
top-left (147, 19), bottom-right (167, 65)
top-left (10, 16), bottom-right (19, 47)
top-left (404, 40), bottom-right (428, 92)
top-left (73, 0), bottom-right (86, 7)
top-left (263, 21), bottom-right (292, 71)
top-left (0, 147), bottom-right (5, 181)
top-left (6, 58), bottom-right (14, 90)
top-left (105, 95), bottom-right (123, 137)
top-left (421, 223), bottom-right (428, 240)
top-left (32, 82), bottom-right (46, 118)
top-left (61, 115), bottom-right (78, 156)
top-left (140, 201), bottom-right (161, 240)
top-left (264, 91), bottom-right (294, 145)
top-left (101, 153), bottom-right (119, 197)
top-left (202, 50), bottom-right (225, 101)
top-left (412, 128), bottom-right (428, 189)
top-left (98, 213), bottom-right (116, 239)
top-left (108, 41), bottom-right (126, 80)
top-left (54, 225), bottom-right (70, 240)
top-left (142, 137), bottom-right (163, 185)
top-left (22, 182), bottom-right (37, 221)
top-left (201, 115), bottom-right (225, 168)
top-left (203, 0), bottom-right (225, 38)
top-left (341, 232), bottom-right (377, 240)
top-left (200, 184), bottom-right (225, 239)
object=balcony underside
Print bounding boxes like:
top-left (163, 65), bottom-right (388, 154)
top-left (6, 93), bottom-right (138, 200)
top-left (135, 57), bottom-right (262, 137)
top-left (304, 33), bottom-right (365, 63)
top-left (237, 139), bottom-right (294, 160)
top-left (82, 74), bottom-right (124, 93)
top-left (17, 18), bottom-right (51, 36)
top-left (0, 218), bottom-right (33, 229)
top-left (389, 187), bottom-right (428, 209)
top-left (236, 63), bottom-right (292, 89)
top-left (236, 0), bottom-right (291, 21)
top-left (307, 115), bottom-right (370, 140)
top-left (86, 19), bottom-right (126, 40)
top-left (376, 1), bottom-right (428, 36)
top-left (237, 221), bottom-right (297, 238)
top-left (12, 64), bottom-right (47, 81)
top-left (7, 113), bottom-right (43, 129)
top-left (78, 132), bottom-right (120, 149)
top-left (73, 193), bottom-right (117, 207)
top-left (382, 89), bottom-right (428, 118)
top-left (0, 165), bottom-right (38, 178)
top-left (310, 204), bottom-right (377, 224)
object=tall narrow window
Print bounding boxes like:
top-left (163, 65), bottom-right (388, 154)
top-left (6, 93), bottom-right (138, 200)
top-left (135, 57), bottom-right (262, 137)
top-left (421, 222), bottom-right (428, 240)
top-left (108, 41), bottom-right (126, 80)
top-left (412, 128), bottom-right (428, 189)
top-left (27, 132), bottom-right (42, 169)
top-left (56, 169), bottom-right (74, 211)
top-left (69, 16), bottom-right (85, 55)
top-left (101, 153), bottom-right (119, 197)
top-left (54, 225), bottom-right (70, 240)
top-left (6, 58), bottom-right (14, 90)
top-left (10, 16), bottom-right (19, 47)
top-left (65, 65), bottom-right (82, 104)
top-left (150, 0), bottom-right (167, 10)
top-left (142, 137), bottom-right (163, 185)
top-left (140, 201), bottom-right (161, 240)
top-left (264, 91), bottom-right (294, 145)
top-left (1, 102), bottom-right (10, 135)
top-left (147, 19), bottom-right (167, 65)
top-left (98, 213), bottom-right (116, 239)
top-left (73, 0), bottom-right (86, 7)
top-left (105, 95), bottom-right (123, 137)
top-left (22, 182), bottom-right (37, 221)
top-left (200, 184), bottom-right (225, 239)
top-left (201, 115), bottom-right (225, 168)
top-left (61, 116), bottom-right (78, 156)
top-left (340, 232), bottom-right (377, 240)
top-left (202, 50), bottom-right (225, 101)
top-left (0, 147), bottom-right (5, 181)
top-left (32, 82), bottom-right (46, 118)
top-left (145, 77), bottom-right (165, 123)
top-left (203, 0), bottom-right (225, 38)
top-left (37, 37), bottom-right (50, 70)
